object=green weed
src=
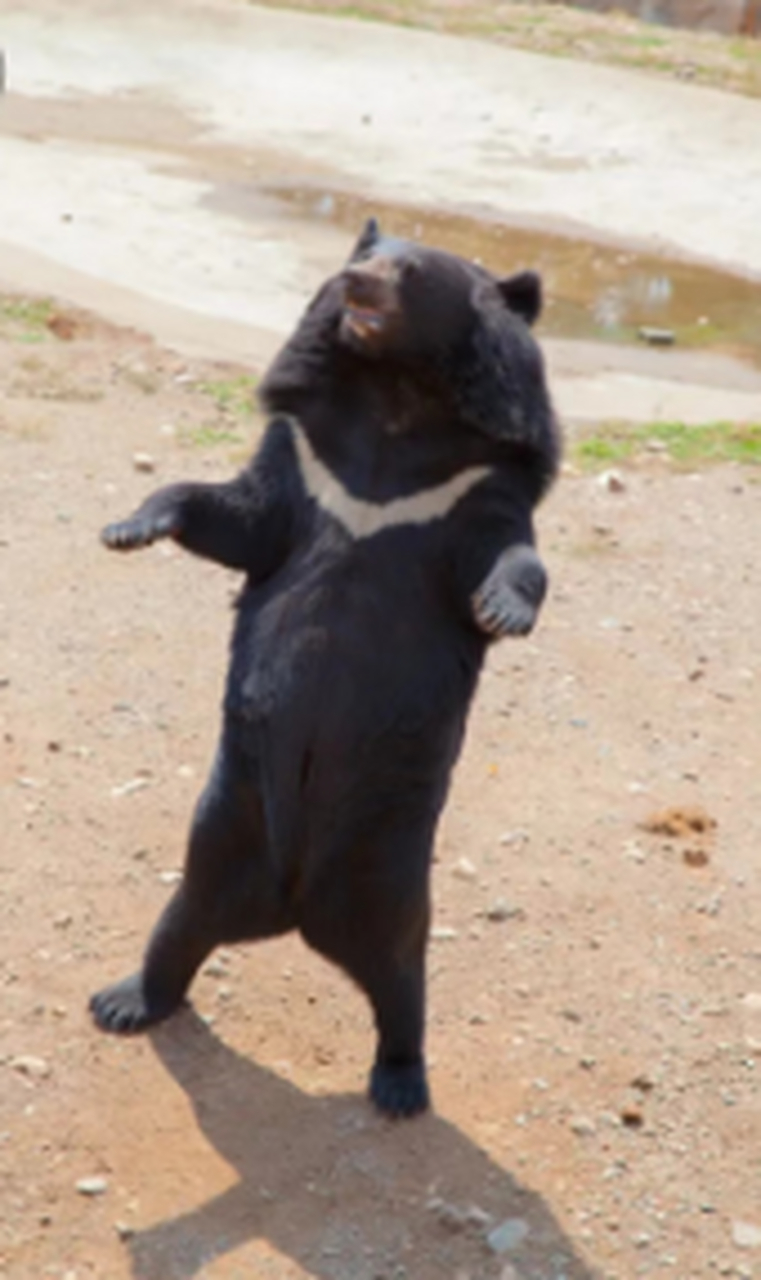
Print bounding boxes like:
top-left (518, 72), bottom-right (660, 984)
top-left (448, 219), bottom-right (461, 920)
top-left (0, 296), bottom-right (56, 343)
top-left (199, 374), bottom-right (259, 420)
top-left (574, 420), bottom-right (761, 469)
top-left (183, 423), bottom-right (245, 448)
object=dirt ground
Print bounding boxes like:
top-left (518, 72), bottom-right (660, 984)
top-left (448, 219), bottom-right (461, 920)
top-left (1, 294), bottom-right (760, 1280)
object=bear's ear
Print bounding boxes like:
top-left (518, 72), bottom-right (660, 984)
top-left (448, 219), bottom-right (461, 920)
top-left (497, 270), bottom-right (543, 327)
top-left (347, 217), bottom-right (382, 263)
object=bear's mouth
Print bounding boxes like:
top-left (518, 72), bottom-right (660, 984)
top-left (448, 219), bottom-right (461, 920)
top-left (340, 259), bottom-right (400, 349)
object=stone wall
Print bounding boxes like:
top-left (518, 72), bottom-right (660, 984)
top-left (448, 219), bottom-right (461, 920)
top-left (565, 1), bottom-right (760, 35)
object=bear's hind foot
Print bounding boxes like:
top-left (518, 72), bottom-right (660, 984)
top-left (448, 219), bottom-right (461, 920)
top-left (370, 1060), bottom-right (430, 1119)
top-left (89, 973), bottom-right (183, 1035)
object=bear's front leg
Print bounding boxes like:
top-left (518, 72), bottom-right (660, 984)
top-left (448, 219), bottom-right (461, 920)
top-left (472, 544), bottom-right (548, 639)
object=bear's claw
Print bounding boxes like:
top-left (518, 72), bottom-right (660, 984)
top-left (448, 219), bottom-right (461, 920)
top-left (90, 974), bottom-right (181, 1034)
top-left (101, 510), bottom-right (178, 551)
top-left (472, 545), bottom-right (547, 639)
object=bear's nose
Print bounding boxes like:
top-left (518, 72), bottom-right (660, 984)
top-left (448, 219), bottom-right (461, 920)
top-left (343, 258), bottom-right (399, 311)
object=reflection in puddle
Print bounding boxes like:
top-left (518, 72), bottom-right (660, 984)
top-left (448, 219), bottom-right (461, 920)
top-left (219, 182), bottom-right (761, 369)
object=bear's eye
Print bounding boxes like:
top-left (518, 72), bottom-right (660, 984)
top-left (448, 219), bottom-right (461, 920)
top-left (400, 256), bottom-right (422, 281)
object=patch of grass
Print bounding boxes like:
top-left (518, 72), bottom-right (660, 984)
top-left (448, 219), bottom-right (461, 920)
top-left (574, 420), bottom-right (761, 469)
top-left (199, 374), bottom-right (259, 420)
top-left (183, 423), bottom-right (245, 448)
top-left (575, 434), bottom-right (633, 466)
top-left (627, 32), bottom-right (667, 49)
top-left (0, 295), bottom-right (56, 344)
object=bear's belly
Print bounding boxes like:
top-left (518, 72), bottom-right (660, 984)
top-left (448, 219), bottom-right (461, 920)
top-left (223, 532), bottom-right (482, 780)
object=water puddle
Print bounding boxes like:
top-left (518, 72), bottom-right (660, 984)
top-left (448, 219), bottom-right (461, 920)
top-left (216, 182), bottom-right (761, 370)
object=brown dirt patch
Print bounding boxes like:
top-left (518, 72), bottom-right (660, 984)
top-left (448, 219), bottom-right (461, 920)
top-left (1, 296), bottom-right (760, 1279)
top-left (640, 804), bottom-right (718, 839)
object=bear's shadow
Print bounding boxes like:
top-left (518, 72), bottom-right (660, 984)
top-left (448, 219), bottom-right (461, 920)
top-left (128, 1010), bottom-right (600, 1279)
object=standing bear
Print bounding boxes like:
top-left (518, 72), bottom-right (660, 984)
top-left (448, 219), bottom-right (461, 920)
top-left (90, 219), bottom-right (561, 1118)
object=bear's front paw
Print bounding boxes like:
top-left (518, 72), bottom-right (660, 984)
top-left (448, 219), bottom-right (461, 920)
top-left (102, 508), bottom-right (178, 551)
top-left (472, 545), bottom-right (547, 639)
top-left (370, 1060), bottom-right (430, 1119)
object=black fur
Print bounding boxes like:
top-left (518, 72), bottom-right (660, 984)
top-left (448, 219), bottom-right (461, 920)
top-left (91, 222), bottom-right (561, 1118)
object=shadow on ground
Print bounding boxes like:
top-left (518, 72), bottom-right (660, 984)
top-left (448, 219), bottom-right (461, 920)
top-left (127, 1010), bottom-right (599, 1279)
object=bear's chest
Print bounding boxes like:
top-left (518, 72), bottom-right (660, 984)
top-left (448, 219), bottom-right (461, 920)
top-left (289, 419), bottom-right (491, 544)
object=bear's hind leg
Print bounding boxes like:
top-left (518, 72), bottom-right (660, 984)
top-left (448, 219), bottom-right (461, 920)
top-left (89, 887), bottom-right (217, 1033)
top-left (91, 746), bottom-right (287, 1034)
top-left (300, 820), bottom-right (432, 1118)
top-left (367, 955), bottom-right (429, 1119)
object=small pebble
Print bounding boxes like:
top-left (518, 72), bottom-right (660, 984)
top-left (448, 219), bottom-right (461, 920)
top-left (452, 857), bottom-right (477, 881)
top-left (486, 1217), bottom-right (529, 1254)
top-left (431, 926), bottom-right (459, 941)
top-left (683, 847), bottom-right (709, 868)
top-left (620, 1105), bottom-right (644, 1129)
top-left (465, 1205), bottom-right (491, 1228)
top-left (569, 1115), bottom-right (597, 1137)
top-left (638, 325), bottom-right (675, 347)
top-left (486, 899), bottom-right (520, 923)
top-left (499, 828), bottom-right (528, 847)
top-left (76, 1177), bottom-right (108, 1197)
top-left (427, 1198), bottom-right (467, 1231)
top-left (597, 469), bottom-right (626, 494)
top-left (132, 452), bottom-right (155, 473)
top-left (111, 777), bottom-right (149, 798)
top-left (732, 1220), bottom-right (761, 1249)
top-left (10, 1055), bottom-right (50, 1079)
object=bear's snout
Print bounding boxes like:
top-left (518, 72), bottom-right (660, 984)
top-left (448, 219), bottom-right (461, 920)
top-left (341, 259), bottom-right (401, 346)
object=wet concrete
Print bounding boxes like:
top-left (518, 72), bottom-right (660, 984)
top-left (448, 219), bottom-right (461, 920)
top-left (1, 0), bottom-right (761, 424)
top-left (218, 181), bottom-right (761, 371)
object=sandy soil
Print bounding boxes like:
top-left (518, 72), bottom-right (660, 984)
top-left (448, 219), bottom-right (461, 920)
top-left (1, 295), bottom-right (760, 1280)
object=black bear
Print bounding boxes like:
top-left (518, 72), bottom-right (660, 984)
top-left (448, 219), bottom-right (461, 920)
top-left (90, 220), bottom-right (561, 1118)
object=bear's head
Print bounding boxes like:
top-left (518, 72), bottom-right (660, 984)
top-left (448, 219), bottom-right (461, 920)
top-left (260, 219), bottom-right (560, 491)
top-left (341, 216), bottom-right (542, 358)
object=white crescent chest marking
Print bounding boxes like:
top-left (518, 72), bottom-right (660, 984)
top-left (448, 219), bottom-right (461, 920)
top-left (291, 422), bottom-right (491, 540)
